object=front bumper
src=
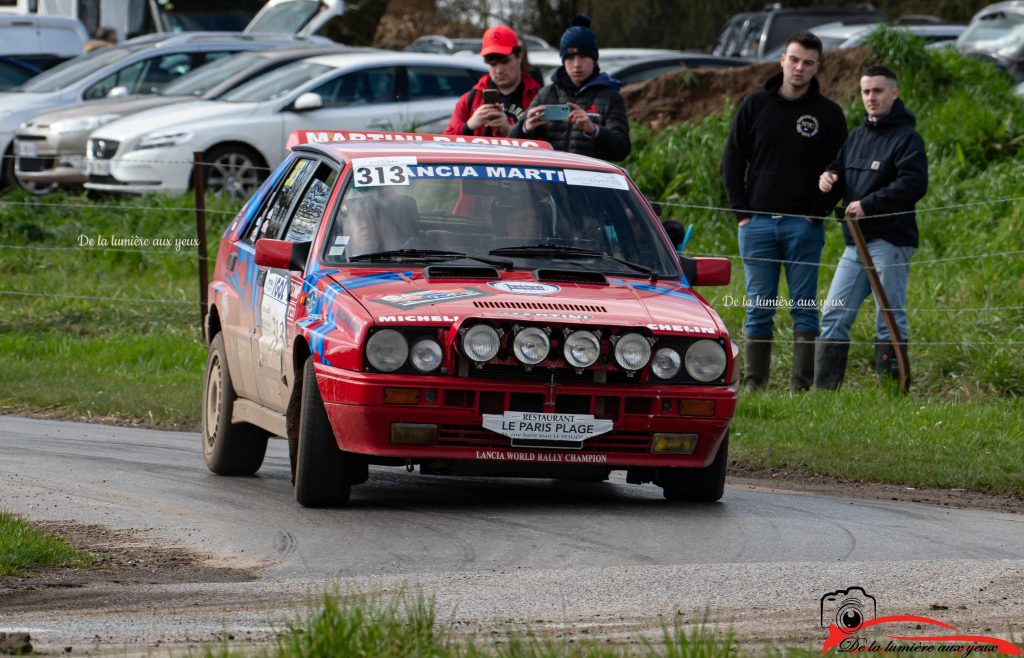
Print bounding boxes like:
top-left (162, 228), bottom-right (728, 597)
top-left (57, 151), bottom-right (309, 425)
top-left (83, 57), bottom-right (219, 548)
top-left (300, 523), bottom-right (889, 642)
top-left (14, 130), bottom-right (87, 185)
top-left (83, 144), bottom-right (193, 196)
top-left (316, 365), bottom-right (737, 469)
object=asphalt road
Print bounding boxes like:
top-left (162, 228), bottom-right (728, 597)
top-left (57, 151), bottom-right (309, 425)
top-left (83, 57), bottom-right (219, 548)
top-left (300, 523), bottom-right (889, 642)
top-left (1, 416), bottom-right (1022, 654)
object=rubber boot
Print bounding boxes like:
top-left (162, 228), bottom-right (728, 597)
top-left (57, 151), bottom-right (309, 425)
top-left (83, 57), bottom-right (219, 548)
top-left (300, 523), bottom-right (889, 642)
top-left (813, 340), bottom-right (850, 390)
top-left (790, 332), bottom-right (818, 393)
top-left (875, 340), bottom-right (910, 389)
top-left (742, 336), bottom-right (772, 392)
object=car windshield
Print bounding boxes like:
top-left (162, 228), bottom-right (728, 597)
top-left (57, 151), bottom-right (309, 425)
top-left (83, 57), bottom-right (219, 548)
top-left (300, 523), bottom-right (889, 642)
top-left (160, 52), bottom-right (263, 97)
top-left (14, 43), bottom-right (150, 93)
top-left (220, 60), bottom-right (332, 102)
top-left (246, 0), bottom-right (320, 33)
top-left (322, 162), bottom-right (679, 279)
top-left (958, 13), bottom-right (1024, 58)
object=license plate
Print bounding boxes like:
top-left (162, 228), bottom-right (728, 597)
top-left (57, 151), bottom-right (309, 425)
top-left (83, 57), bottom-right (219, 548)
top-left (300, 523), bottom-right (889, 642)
top-left (86, 159), bottom-right (110, 176)
top-left (482, 411), bottom-right (613, 448)
top-left (16, 141), bottom-right (38, 157)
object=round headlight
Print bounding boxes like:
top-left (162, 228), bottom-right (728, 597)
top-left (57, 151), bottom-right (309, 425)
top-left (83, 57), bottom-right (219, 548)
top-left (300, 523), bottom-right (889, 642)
top-left (614, 332), bottom-right (651, 371)
top-left (684, 339), bottom-right (727, 382)
top-left (513, 326), bottom-right (550, 365)
top-left (563, 330), bottom-right (600, 368)
top-left (462, 324), bottom-right (500, 362)
top-left (366, 329), bottom-right (408, 372)
top-left (410, 337), bottom-right (443, 373)
top-left (651, 347), bottom-right (682, 379)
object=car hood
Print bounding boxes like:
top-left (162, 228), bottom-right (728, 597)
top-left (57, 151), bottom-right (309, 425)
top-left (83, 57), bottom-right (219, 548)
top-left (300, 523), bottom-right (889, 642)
top-left (327, 270), bottom-right (721, 336)
top-left (0, 91), bottom-right (64, 133)
top-left (89, 99), bottom-right (260, 141)
top-left (23, 95), bottom-right (194, 125)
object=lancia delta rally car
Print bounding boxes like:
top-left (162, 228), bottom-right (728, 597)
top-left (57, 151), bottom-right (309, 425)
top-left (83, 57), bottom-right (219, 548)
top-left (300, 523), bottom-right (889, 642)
top-left (203, 130), bottom-right (738, 507)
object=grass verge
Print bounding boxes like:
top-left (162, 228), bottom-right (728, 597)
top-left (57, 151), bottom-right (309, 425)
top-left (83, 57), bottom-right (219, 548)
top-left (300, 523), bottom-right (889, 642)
top-left (0, 511), bottom-right (94, 576)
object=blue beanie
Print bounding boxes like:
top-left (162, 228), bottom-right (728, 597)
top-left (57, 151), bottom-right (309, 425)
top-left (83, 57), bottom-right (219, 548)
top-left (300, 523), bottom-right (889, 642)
top-left (559, 14), bottom-right (598, 61)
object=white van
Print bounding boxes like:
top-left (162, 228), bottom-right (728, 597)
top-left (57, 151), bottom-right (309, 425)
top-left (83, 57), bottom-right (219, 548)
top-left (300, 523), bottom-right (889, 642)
top-left (245, 0), bottom-right (346, 40)
top-left (0, 14), bottom-right (88, 67)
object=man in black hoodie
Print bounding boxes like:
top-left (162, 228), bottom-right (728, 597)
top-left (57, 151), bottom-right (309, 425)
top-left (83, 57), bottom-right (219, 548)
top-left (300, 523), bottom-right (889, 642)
top-left (721, 31), bottom-right (847, 392)
top-left (815, 65), bottom-right (927, 389)
top-left (511, 15), bottom-right (630, 161)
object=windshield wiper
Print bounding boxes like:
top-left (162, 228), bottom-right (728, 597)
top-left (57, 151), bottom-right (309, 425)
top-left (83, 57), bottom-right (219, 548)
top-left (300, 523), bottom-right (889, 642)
top-left (488, 244), bottom-right (658, 281)
top-left (349, 249), bottom-right (512, 270)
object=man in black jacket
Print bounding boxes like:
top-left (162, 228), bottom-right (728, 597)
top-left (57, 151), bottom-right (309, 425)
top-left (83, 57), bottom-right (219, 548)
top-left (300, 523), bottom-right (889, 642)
top-left (815, 65), bottom-right (928, 389)
top-left (510, 15), bottom-right (630, 162)
top-left (720, 31), bottom-right (847, 392)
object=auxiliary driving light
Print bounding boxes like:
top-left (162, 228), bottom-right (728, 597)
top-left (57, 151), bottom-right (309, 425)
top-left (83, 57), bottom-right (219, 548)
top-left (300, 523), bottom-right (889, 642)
top-left (513, 326), bottom-right (550, 365)
top-left (614, 332), bottom-right (651, 371)
top-left (651, 433), bottom-right (698, 454)
top-left (563, 330), bottom-right (600, 368)
top-left (462, 324), bottom-right (500, 362)
top-left (390, 423), bottom-right (437, 445)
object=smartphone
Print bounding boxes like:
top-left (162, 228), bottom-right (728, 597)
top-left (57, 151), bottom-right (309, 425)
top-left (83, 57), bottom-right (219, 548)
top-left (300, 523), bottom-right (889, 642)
top-left (541, 104), bottom-right (571, 121)
top-left (482, 89), bottom-right (500, 105)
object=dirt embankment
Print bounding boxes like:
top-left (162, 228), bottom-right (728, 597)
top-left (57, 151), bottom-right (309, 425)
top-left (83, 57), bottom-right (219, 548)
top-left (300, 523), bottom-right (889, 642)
top-left (623, 47), bottom-right (872, 131)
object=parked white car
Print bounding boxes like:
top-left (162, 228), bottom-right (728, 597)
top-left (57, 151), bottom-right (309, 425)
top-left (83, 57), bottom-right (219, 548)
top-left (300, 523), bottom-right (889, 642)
top-left (84, 52), bottom-right (487, 196)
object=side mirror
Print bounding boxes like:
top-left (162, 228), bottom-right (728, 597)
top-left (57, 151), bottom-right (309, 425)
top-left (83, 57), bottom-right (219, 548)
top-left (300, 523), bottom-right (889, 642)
top-left (107, 85), bottom-right (129, 98)
top-left (291, 92), bottom-right (324, 112)
top-left (255, 239), bottom-right (311, 271)
top-left (691, 257), bottom-right (731, 286)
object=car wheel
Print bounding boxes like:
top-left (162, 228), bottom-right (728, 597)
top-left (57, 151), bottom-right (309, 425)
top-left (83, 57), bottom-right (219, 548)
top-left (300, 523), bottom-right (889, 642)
top-left (2, 146), bottom-right (59, 195)
top-left (294, 355), bottom-right (353, 507)
top-left (203, 145), bottom-right (265, 196)
top-left (659, 432), bottom-right (728, 502)
top-left (202, 333), bottom-right (269, 475)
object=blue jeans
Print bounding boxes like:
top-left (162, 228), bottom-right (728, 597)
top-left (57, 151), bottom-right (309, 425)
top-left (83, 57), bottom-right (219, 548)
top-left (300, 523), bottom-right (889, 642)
top-left (738, 214), bottom-right (825, 338)
top-left (820, 241), bottom-right (915, 342)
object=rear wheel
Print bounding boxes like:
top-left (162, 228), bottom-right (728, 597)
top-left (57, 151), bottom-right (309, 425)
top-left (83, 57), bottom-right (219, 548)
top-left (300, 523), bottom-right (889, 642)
top-left (294, 356), bottom-right (353, 507)
top-left (659, 432), bottom-right (728, 502)
top-left (202, 333), bottom-right (269, 475)
top-left (202, 145), bottom-right (265, 196)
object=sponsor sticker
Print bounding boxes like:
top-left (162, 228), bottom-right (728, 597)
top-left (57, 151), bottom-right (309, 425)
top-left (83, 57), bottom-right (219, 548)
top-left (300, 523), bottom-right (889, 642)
top-left (482, 411), bottom-right (613, 445)
top-left (374, 287), bottom-right (488, 309)
top-left (474, 449), bottom-right (609, 464)
top-left (563, 168), bottom-right (629, 190)
top-left (377, 314), bottom-right (459, 323)
top-left (488, 281), bottom-right (561, 296)
top-left (646, 322), bottom-right (717, 335)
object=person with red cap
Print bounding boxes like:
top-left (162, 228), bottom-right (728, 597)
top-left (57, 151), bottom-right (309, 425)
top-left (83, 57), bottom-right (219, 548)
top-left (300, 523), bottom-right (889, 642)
top-left (444, 25), bottom-right (541, 137)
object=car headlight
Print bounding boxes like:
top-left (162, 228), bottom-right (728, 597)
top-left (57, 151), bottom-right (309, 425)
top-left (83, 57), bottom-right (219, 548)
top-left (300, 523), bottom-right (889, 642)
top-left (684, 339), bottom-right (727, 382)
top-left (462, 324), bottom-right (500, 363)
top-left (134, 130), bottom-right (194, 151)
top-left (513, 326), bottom-right (549, 365)
top-left (563, 330), bottom-right (600, 368)
top-left (366, 329), bottom-right (408, 372)
top-left (51, 113), bottom-right (122, 134)
top-left (410, 337), bottom-right (443, 373)
top-left (651, 347), bottom-right (682, 379)
top-left (613, 332), bottom-right (651, 371)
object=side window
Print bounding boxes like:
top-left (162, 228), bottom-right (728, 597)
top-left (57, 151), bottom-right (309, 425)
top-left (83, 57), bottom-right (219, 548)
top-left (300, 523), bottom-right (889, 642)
top-left (406, 66), bottom-right (476, 100)
top-left (312, 67), bottom-right (398, 108)
top-left (284, 164), bottom-right (339, 243)
top-left (137, 53), bottom-right (195, 94)
top-left (244, 158), bottom-right (317, 244)
top-left (83, 60), bottom-right (147, 99)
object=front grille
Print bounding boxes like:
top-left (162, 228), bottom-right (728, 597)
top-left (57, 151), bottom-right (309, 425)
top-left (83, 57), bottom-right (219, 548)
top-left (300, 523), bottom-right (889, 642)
top-left (473, 300), bottom-right (606, 313)
top-left (89, 138), bottom-right (119, 159)
top-left (17, 134), bottom-right (46, 142)
top-left (16, 157), bottom-right (55, 173)
top-left (467, 363), bottom-right (636, 384)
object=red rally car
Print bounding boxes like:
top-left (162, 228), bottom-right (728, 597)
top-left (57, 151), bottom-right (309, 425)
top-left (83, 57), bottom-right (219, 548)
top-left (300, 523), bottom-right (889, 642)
top-left (203, 130), bottom-right (738, 507)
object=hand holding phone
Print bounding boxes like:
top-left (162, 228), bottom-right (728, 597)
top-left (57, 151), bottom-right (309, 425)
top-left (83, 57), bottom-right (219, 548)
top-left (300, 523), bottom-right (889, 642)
top-left (541, 104), bottom-right (572, 121)
top-left (482, 89), bottom-right (500, 105)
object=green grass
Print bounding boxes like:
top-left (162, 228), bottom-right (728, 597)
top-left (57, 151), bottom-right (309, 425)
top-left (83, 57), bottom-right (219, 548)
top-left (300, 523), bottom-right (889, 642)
top-left (0, 511), bottom-right (94, 576)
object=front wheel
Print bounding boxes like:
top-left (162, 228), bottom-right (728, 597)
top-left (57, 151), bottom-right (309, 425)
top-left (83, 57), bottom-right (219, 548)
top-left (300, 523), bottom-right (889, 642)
top-left (202, 333), bottom-right (269, 475)
top-left (294, 356), bottom-right (353, 507)
top-left (659, 432), bottom-right (728, 502)
top-left (202, 145), bottom-right (266, 196)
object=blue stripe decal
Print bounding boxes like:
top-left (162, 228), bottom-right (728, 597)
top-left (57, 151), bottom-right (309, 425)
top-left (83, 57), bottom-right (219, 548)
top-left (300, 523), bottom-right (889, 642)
top-left (607, 278), bottom-right (698, 302)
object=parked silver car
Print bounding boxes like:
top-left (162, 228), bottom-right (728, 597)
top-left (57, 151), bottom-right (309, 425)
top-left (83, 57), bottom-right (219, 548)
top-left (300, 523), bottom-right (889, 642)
top-left (14, 44), bottom-right (357, 190)
top-left (1, 31), bottom-right (331, 192)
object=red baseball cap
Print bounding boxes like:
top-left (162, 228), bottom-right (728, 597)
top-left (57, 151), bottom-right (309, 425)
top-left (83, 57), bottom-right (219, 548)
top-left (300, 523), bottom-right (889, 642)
top-left (481, 25), bottom-right (519, 57)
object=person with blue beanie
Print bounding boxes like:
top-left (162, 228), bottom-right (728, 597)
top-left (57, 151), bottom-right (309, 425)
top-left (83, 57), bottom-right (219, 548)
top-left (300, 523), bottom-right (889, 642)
top-left (510, 15), bottom-right (630, 161)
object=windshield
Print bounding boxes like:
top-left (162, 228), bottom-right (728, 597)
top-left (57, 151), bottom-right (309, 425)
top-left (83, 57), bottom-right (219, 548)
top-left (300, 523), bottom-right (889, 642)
top-left (220, 60), bottom-right (332, 102)
top-left (247, 0), bottom-right (320, 33)
top-left (160, 52), bottom-right (262, 97)
top-left (322, 162), bottom-right (679, 278)
top-left (958, 13), bottom-right (1024, 58)
top-left (16, 44), bottom-right (149, 93)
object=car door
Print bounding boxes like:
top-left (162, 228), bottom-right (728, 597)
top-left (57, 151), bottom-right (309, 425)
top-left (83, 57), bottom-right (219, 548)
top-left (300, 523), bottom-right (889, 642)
top-left (250, 158), bottom-right (341, 412)
top-left (403, 64), bottom-right (480, 133)
top-left (280, 65), bottom-right (407, 139)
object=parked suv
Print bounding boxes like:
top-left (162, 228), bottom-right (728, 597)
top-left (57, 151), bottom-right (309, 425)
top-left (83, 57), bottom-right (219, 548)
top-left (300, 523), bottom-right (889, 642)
top-left (1, 31), bottom-right (332, 191)
top-left (957, 1), bottom-right (1024, 81)
top-left (711, 4), bottom-right (886, 59)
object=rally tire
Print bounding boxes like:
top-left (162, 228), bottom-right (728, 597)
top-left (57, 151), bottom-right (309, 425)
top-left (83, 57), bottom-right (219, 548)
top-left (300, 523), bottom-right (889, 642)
top-left (660, 432), bottom-right (728, 502)
top-left (202, 333), bottom-right (269, 475)
top-left (294, 356), bottom-right (353, 507)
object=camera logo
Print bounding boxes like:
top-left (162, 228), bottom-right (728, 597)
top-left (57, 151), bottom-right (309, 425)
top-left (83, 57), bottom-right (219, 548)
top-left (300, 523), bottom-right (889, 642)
top-left (821, 587), bottom-right (876, 634)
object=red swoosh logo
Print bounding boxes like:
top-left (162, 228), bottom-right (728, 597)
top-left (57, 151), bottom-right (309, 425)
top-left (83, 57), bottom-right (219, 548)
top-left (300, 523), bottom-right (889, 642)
top-left (823, 616), bottom-right (1022, 655)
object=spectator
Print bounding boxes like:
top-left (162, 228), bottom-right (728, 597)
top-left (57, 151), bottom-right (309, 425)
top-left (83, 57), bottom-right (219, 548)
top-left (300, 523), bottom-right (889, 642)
top-left (720, 31), bottom-right (847, 393)
top-left (444, 25), bottom-right (541, 138)
top-left (84, 26), bottom-right (118, 53)
top-left (815, 65), bottom-right (928, 390)
top-left (511, 15), bottom-right (630, 161)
